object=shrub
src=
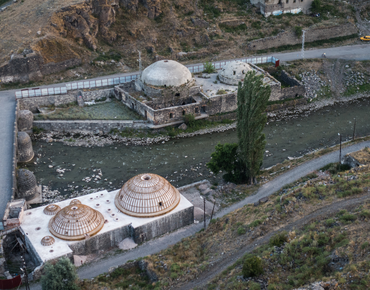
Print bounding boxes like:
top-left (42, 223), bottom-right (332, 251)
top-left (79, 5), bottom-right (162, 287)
top-left (340, 214), bottom-right (357, 222)
top-left (361, 242), bottom-right (369, 249)
top-left (242, 255), bottom-right (264, 278)
top-left (360, 210), bottom-right (370, 218)
top-left (41, 257), bottom-right (79, 290)
top-left (183, 114), bottom-right (196, 127)
top-left (203, 61), bottom-right (216, 73)
top-left (294, 26), bottom-right (303, 38)
top-left (269, 231), bottom-right (288, 247)
top-left (237, 226), bottom-right (246, 235)
top-left (249, 220), bottom-right (262, 228)
top-left (248, 281), bottom-right (262, 290)
top-left (325, 218), bottom-right (335, 227)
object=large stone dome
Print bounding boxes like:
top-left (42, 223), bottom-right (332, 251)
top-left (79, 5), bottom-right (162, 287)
top-left (48, 201), bottom-right (104, 241)
top-left (218, 61), bottom-right (254, 85)
top-left (115, 173), bottom-right (181, 218)
top-left (141, 60), bottom-right (192, 87)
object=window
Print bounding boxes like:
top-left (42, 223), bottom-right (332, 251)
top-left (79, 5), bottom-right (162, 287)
top-left (201, 106), bottom-right (206, 113)
top-left (182, 110), bottom-right (186, 115)
top-left (233, 71), bottom-right (236, 75)
top-left (242, 70), bottom-right (245, 74)
top-left (195, 107), bottom-right (199, 113)
top-left (182, 102), bottom-right (185, 105)
top-left (286, 0), bottom-right (289, 3)
top-left (175, 93), bottom-right (180, 97)
top-left (159, 202), bottom-right (163, 206)
top-left (294, 0), bottom-right (296, 2)
top-left (169, 113), bottom-right (173, 118)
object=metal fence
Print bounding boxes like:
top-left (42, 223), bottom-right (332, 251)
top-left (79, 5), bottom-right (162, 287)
top-left (15, 56), bottom-right (278, 99)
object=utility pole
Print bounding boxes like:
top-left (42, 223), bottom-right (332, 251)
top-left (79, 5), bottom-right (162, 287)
top-left (203, 197), bottom-right (206, 230)
top-left (353, 118), bottom-right (356, 141)
top-left (137, 50), bottom-right (142, 80)
top-left (338, 133), bottom-right (342, 165)
top-left (210, 200), bottom-right (216, 223)
top-left (301, 30), bottom-right (306, 59)
top-left (20, 256), bottom-right (30, 290)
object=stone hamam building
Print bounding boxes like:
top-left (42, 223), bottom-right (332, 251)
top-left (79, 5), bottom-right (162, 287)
top-left (21, 173), bottom-right (193, 264)
top-left (114, 60), bottom-right (305, 125)
top-left (250, 0), bottom-right (314, 17)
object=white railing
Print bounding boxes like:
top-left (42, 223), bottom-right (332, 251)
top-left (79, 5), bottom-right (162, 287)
top-left (15, 56), bottom-right (279, 99)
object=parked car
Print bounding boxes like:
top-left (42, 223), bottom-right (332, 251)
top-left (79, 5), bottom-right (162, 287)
top-left (360, 36), bottom-right (370, 41)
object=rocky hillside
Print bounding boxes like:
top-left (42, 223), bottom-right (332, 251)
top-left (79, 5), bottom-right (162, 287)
top-left (0, 0), bottom-right (358, 84)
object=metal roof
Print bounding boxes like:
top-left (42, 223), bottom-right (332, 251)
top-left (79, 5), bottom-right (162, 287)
top-left (115, 173), bottom-right (181, 218)
top-left (48, 201), bottom-right (104, 241)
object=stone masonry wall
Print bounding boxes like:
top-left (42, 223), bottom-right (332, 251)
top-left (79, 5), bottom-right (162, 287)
top-left (69, 225), bottom-right (131, 255)
top-left (33, 120), bottom-right (148, 133)
top-left (279, 70), bottom-right (306, 99)
top-left (132, 206), bottom-right (194, 244)
top-left (248, 23), bottom-right (358, 50)
top-left (19, 88), bottom-right (114, 112)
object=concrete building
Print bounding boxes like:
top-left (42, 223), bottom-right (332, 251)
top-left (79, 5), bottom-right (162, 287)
top-left (114, 60), bottom-right (304, 125)
top-left (21, 173), bottom-right (194, 265)
top-left (251, 0), bottom-right (314, 17)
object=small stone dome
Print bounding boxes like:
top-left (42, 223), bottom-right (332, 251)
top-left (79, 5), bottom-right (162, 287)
top-left (41, 236), bottom-right (55, 246)
top-left (17, 169), bottom-right (38, 201)
top-left (17, 131), bottom-right (34, 163)
top-left (48, 203), bottom-right (104, 241)
top-left (70, 199), bottom-right (81, 205)
top-left (218, 61), bottom-right (254, 85)
top-left (115, 173), bottom-right (181, 218)
top-left (141, 60), bottom-right (192, 87)
top-left (43, 204), bottom-right (61, 215)
top-left (18, 110), bottom-right (33, 131)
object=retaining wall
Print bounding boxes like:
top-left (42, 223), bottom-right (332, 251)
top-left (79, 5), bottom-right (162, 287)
top-left (248, 23), bottom-right (358, 51)
top-left (33, 120), bottom-right (149, 133)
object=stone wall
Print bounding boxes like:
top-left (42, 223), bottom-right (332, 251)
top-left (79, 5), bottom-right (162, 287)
top-left (33, 120), bottom-right (148, 133)
top-left (69, 225), bottom-right (131, 255)
top-left (132, 206), bottom-right (194, 244)
top-left (19, 88), bottom-right (114, 112)
top-left (279, 70), bottom-right (306, 99)
top-left (248, 23), bottom-right (358, 50)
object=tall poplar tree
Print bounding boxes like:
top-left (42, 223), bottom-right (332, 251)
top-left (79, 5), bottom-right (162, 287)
top-left (237, 71), bottom-right (271, 184)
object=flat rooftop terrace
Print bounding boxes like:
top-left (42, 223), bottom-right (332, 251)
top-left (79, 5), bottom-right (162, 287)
top-left (21, 189), bottom-right (193, 262)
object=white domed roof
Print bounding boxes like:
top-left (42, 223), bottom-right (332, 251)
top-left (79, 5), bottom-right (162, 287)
top-left (141, 60), bottom-right (192, 87)
top-left (115, 173), bottom-right (181, 218)
top-left (218, 61), bottom-right (253, 85)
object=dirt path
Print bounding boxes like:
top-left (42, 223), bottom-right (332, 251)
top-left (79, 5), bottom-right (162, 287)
top-left (177, 192), bottom-right (370, 290)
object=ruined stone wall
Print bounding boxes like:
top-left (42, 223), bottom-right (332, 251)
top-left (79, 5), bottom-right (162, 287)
top-left (204, 93), bottom-right (238, 116)
top-left (269, 83), bottom-right (282, 101)
top-left (19, 88), bottom-right (114, 112)
top-left (69, 224), bottom-right (131, 255)
top-left (279, 70), bottom-right (306, 99)
top-left (248, 23), bottom-right (358, 50)
top-left (132, 206), bottom-right (194, 244)
top-left (33, 120), bottom-right (148, 133)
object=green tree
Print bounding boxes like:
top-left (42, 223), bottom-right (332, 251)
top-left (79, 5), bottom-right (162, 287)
top-left (41, 257), bottom-right (80, 290)
top-left (206, 143), bottom-right (246, 183)
top-left (237, 71), bottom-right (270, 184)
top-left (203, 61), bottom-right (216, 74)
top-left (311, 0), bottom-right (321, 12)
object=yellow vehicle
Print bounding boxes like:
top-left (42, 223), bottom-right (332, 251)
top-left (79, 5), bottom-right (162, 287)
top-left (360, 36), bottom-right (370, 41)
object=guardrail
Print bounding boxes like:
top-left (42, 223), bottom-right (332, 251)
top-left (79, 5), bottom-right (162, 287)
top-left (15, 56), bottom-right (279, 99)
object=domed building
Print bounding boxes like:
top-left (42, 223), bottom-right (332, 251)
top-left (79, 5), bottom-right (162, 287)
top-left (20, 173), bottom-right (194, 264)
top-left (218, 61), bottom-right (254, 85)
top-left (115, 173), bottom-right (181, 218)
top-left (141, 60), bottom-right (192, 87)
top-left (48, 201), bottom-right (105, 241)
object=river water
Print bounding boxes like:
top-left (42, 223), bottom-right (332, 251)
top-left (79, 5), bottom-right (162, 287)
top-left (25, 98), bottom-right (370, 196)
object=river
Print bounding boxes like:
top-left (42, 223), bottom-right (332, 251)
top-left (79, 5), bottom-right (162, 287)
top-left (24, 98), bottom-right (370, 196)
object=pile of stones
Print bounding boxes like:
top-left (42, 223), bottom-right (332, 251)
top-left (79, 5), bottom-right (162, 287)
top-left (343, 69), bottom-right (370, 87)
top-left (299, 70), bottom-right (327, 99)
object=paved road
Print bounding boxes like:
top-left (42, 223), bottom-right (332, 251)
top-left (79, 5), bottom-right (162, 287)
top-left (9, 43), bottom-right (370, 93)
top-left (0, 91), bottom-right (16, 230)
top-left (24, 139), bottom-right (370, 290)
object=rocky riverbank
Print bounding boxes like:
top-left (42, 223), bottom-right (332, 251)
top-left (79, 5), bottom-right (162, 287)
top-left (33, 91), bottom-right (370, 147)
